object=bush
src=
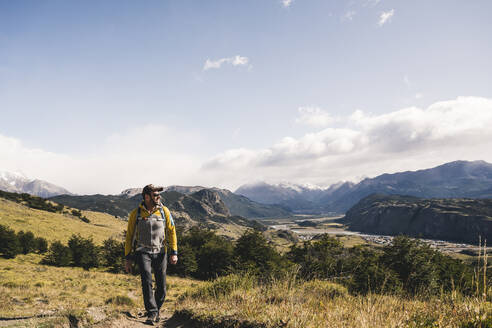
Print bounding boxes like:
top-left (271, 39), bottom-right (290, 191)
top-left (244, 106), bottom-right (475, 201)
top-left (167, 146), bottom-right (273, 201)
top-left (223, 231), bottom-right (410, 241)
top-left (42, 241), bottom-right (72, 266)
top-left (234, 229), bottom-right (293, 280)
top-left (0, 224), bottom-right (21, 258)
top-left (35, 237), bottom-right (48, 253)
top-left (68, 234), bottom-right (100, 270)
top-left (345, 245), bottom-right (402, 295)
top-left (196, 238), bottom-right (234, 280)
top-left (167, 243), bottom-right (197, 277)
top-left (17, 231), bottom-right (37, 254)
top-left (287, 234), bottom-right (344, 280)
top-left (174, 227), bottom-right (235, 279)
top-left (101, 238), bottom-right (125, 273)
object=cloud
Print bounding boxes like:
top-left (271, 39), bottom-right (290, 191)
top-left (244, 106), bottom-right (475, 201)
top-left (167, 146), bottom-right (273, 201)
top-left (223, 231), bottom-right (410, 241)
top-left (295, 106), bottom-right (334, 127)
top-left (202, 97), bottom-right (492, 188)
top-left (0, 124), bottom-right (202, 194)
top-left (403, 75), bottom-right (411, 87)
top-left (203, 55), bottom-right (250, 71)
top-left (378, 9), bottom-right (394, 26)
top-left (364, 0), bottom-right (381, 6)
top-left (342, 10), bottom-right (357, 22)
top-left (281, 0), bottom-right (293, 7)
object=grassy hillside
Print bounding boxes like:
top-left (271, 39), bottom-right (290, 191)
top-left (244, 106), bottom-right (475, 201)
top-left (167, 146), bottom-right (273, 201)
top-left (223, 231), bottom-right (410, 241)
top-left (0, 198), bottom-right (126, 244)
top-left (0, 253), bottom-right (200, 327)
top-left (174, 274), bottom-right (492, 328)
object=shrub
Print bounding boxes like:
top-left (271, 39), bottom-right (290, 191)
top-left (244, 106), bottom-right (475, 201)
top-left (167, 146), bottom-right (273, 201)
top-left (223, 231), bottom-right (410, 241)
top-left (68, 234), bottom-right (100, 270)
top-left (0, 224), bottom-right (21, 258)
top-left (234, 229), bottom-right (293, 280)
top-left (42, 241), bottom-right (72, 266)
top-left (196, 238), bottom-right (234, 280)
top-left (35, 237), bottom-right (48, 253)
top-left (167, 243), bottom-right (197, 277)
top-left (287, 234), bottom-right (345, 280)
top-left (345, 245), bottom-right (402, 295)
top-left (17, 230), bottom-right (37, 254)
top-left (101, 238), bottom-right (125, 273)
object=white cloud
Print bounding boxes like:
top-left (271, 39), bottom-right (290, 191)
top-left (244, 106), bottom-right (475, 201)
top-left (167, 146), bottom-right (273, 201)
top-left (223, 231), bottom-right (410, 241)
top-left (342, 10), bottom-right (357, 22)
top-left (415, 93), bottom-right (423, 99)
top-left (378, 9), bottom-right (394, 26)
top-left (0, 124), bottom-right (202, 194)
top-left (295, 106), bottom-right (334, 127)
top-left (202, 97), bottom-right (492, 189)
top-left (4, 97), bottom-right (492, 193)
top-left (364, 0), bottom-right (381, 6)
top-left (203, 55), bottom-right (250, 71)
top-left (403, 75), bottom-right (411, 87)
top-left (281, 0), bottom-right (293, 8)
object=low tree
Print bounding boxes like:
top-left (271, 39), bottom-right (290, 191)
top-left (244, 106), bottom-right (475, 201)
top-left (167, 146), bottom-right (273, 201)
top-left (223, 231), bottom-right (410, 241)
top-left (287, 234), bottom-right (345, 280)
top-left (234, 229), bottom-right (292, 279)
top-left (0, 224), bottom-right (21, 258)
top-left (35, 237), bottom-right (48, 253)
top-left (17, 231), bottom-right (37, 254)
top-left (68, 234), bottom-right (100, 270)
top-left (197, 238), bottom-right (234, 280)
top-left (42, 241), bottom-right (72, 266)
top-left (167, 243), bottom-right (197, 277)
top-left (102, 238), bottom-right (125, 273)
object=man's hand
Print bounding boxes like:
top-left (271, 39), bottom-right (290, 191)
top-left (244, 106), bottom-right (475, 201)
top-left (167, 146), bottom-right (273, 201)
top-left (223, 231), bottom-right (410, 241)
top-left (125, 259), bottom-right (133, 273)
top-left (170, 255), bottom-right (178, 265)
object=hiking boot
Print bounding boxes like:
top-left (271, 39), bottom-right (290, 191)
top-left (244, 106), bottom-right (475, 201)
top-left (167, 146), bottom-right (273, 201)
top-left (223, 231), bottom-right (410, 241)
top-left (145, 311), bottom-right (158, 325)
top-left (155, 312), bottom-right (161, 323)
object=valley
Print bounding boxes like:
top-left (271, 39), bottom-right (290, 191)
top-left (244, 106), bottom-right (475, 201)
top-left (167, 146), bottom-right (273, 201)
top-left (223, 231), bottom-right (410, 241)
top-left (265, 214), bottom-right (491, 259)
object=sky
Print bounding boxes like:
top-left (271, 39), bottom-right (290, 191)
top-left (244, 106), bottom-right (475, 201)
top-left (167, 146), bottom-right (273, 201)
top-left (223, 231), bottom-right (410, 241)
top-left (1, 0), bottom-right (492, 194)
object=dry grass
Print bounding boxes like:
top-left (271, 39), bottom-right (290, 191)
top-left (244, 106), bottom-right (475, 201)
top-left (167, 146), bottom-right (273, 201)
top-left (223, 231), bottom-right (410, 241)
top-left (176, 274), bottom-right (492, 328)
top-left (0, 198), bottom-right (126, 244)
top-left (0, 253), bottom-right (202, 326)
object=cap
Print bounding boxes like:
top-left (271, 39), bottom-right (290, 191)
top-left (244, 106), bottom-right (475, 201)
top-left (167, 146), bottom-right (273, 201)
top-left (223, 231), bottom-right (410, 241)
top-left (142, 184), bottom-right (164, 197)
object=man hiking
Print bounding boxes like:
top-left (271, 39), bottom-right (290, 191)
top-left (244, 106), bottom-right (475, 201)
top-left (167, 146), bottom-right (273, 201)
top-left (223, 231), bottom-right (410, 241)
top-left (124, 184), bottom-right (178, 325)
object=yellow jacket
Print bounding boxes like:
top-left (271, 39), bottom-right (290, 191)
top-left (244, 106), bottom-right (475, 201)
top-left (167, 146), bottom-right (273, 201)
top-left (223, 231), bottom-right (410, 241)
top-left (124, 202), bottom-right (178, 258)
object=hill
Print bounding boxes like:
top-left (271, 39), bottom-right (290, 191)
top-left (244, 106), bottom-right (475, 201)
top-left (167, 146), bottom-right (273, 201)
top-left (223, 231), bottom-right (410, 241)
top-left (0, 197), bottom-right (126, 244)
top-left (236, 160), bottom-right (492, 214)
top-left (342, 194), bottom-right (492, 244)
top-left (1, 189), bottom-right (273, 248)
top-left (52, 187), bottom-right (291, 220)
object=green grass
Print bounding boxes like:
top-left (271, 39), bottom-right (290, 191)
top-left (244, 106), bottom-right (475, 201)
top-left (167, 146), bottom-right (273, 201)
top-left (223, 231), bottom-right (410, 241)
top-left (0, 198), bottom-right (126, 244)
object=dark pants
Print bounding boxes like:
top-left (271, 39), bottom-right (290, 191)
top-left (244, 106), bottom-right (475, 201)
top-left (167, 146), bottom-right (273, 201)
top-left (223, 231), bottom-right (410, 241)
top-left (136, 251), bottom-right (167, 313)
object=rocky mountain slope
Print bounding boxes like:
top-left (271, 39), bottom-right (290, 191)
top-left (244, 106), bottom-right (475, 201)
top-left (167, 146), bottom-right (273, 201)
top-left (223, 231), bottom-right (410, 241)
top-left (119, 185), bottom-right (291, 218)
top-left (341, 193), bottom-right (492, 244)
top-left (0, 170), bottom-right (71, 198)
top-left (51, 189), bottom-right (264, 232)
top-left (236, 160), bottom-right (492, 214)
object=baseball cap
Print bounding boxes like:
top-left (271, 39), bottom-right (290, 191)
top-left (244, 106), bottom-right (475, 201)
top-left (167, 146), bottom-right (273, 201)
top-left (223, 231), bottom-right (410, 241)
top-left (142, 184), bottom-right (164, 197)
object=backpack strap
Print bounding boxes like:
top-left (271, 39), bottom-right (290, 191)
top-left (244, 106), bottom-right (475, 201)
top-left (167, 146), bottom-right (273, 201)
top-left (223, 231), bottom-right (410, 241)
top-left (131, 205), bottom-right (143, 252)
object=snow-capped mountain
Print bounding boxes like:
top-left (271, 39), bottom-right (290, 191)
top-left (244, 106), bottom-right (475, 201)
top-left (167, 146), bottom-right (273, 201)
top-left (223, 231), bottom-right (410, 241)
top-left (0, 170), bottom-right (72, 198)
top-left (235, 160), bottom-right (492, 214)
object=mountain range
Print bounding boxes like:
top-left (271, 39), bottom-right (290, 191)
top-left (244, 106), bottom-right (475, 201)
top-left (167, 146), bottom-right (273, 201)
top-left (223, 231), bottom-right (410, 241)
top-left (0, 171), bottom-right (72, 198)
top-left (235, 160), bottom-right (492, 214)
top-left (4, 160), bottom-right (492, 218)
top-left (341, 193), bottom-right (492, 244)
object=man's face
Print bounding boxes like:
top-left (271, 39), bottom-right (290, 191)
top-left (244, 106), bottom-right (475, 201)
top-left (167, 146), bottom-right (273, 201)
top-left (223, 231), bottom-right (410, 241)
top-left (146, 192), bottom-right (161, 206)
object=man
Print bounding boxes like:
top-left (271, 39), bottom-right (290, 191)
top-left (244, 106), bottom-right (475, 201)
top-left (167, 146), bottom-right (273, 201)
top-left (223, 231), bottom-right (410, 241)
top-left (124, 184), bottom-right (178, 325)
